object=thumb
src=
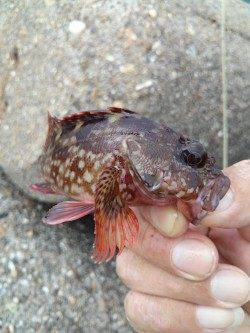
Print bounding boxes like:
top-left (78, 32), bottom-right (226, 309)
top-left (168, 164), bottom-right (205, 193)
top-left (201, 160), bottom-right (250, 229)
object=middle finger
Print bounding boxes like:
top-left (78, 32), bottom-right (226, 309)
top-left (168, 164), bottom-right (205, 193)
top-left (130, 207), bottom-right (219, 281)
top-left (117, 249), bottom-right (250, 309)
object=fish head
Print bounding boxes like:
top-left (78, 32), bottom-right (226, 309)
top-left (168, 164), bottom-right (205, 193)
top-left (164, 135), bottom-right (230, 214)
top-left (123, 134), bottom-right (230, 218)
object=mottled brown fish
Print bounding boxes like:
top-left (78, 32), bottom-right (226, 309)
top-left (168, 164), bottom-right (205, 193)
top-left (31, 107), bottom-right (230, 262)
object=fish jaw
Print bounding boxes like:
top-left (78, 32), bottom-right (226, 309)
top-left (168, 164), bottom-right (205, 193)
top-left (187, 173), bottom-right (230, 222)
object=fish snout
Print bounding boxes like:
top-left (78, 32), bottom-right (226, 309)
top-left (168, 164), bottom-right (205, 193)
top-left (198, 174), bottom-right (231, 212)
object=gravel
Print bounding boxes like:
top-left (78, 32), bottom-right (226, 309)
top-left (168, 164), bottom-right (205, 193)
top-left (0, 169), bottom-right (131, 332)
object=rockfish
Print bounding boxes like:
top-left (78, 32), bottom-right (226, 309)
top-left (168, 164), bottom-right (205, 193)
top-left (31, 107), bottom-right (230, 262)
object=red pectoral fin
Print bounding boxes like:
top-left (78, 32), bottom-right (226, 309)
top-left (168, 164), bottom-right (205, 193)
top-left (93, 207), bottom-right (139, 263)
top-left (43, 201), bottom-right (94, 225)
top-left (92, 166), bottom-right (139, 263)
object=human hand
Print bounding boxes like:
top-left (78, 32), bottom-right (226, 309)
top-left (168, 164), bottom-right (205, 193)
top-left (116, 160), bottom-right (250, 333)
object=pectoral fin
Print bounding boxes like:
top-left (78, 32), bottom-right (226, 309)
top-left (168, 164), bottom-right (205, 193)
top-left (93, 166), bottom-right (139, 263)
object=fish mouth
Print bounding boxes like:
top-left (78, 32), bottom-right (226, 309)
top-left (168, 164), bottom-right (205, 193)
top-left (191, 173), bottom-right (230, 221)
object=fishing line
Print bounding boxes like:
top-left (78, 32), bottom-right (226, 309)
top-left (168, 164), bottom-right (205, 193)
top-left (221, 0), bottom-right (228, 168)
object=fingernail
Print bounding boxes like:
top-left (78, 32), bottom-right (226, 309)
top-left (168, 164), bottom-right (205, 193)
top-left (152, 206), bottom-right (187, 237)
top-left (196, 306), bottom-right (245, 330)
top-left (171, 238), bottom-right (217, 280)
top-left (214, 188), bottom-right (234, 212)
top-left (211, 269), bottom-right (250, 305)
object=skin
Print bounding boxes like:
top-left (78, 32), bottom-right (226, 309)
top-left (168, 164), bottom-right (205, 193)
top-left (116, 160), bottom-right (250, 333)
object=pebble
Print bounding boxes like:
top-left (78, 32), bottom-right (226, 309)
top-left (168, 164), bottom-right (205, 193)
top-left (148, 9), bottom-right (157, 18)
top-left (135, 79), bottom-right (154, 91)
top-left (68, 20), bottom-right (86, 34)
top-left (119, 64), bottom-right (135, 74)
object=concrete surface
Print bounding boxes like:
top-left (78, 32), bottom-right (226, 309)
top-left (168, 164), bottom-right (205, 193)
top-left (0, 0), bottom-right (249, 201)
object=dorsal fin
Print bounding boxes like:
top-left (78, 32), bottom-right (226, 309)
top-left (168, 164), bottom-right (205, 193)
top-left (48, 112), bottom-right (60, 130)
top-left (106, 106), bottom-right (135, 115)
top-left (58, 107), bottom-right (136, 124)
top-left (45, 113), bottom-right (61, 149)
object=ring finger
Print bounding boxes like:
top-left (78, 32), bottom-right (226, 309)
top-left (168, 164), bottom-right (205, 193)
top-left (117, 249), bottom-right (250, 309)
top-left (125, 291), bottom-right (245, 333)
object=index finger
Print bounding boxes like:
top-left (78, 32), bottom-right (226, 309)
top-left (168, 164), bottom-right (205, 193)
top-left (138, 205), bottom-right (189, 238)
top-left (129, 206), bottom-right (219, 281)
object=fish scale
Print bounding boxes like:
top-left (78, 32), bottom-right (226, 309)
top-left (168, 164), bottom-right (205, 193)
top-left (31, 107), bottom-right (230, 262)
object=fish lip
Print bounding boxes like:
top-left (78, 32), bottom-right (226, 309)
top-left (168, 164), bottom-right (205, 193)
top-left (191, 173), bottom-right (230, 222)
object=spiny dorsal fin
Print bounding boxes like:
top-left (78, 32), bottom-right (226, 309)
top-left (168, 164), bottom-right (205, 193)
top-left (47, 113), bottom-right (60, 130)
top-left (106, 106), bottom-right (135, 115)
top-left (58, 107), bottom-right (136, 124)
top-left (45, 113), bottom-right (61, 149)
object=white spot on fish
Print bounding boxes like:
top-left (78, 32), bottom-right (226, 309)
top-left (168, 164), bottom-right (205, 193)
top-left (71, 183), bottom-right (82, 194)
top-left (87, 151), bottom-right (95, 161)
top-left (180, 178), bottom-right (186, 187)
top-left (176, 190), bottom-right (186, 198)
top-left (128, 184), bottom-right (135, 191)
top-left (70, 136), bottom-right (77, 144)
top-left (187, 188), bottom-right (194, 194)
top-left (102, 153), bottom-right (113, 164)
top-left (121, 168), bottom-right (126, 178)
top-left (171, 181), bottom-right (178, 189)
top-left (62, 138), bottom-right (71, 146)
top-left (74, 121), bottom-right (83, 132)
top-left (65, 169), bottom-right (70, 178)
top-left (119, 183), bottom-right (127, 191)
top-left (59, 164), bottom-right (65, 174)
top-left (77, 177), bottom-right (83, 184)
top-left (93, 160), bottom-right (100, 171)
top-left (70, 171), bottom-right (75, 180)
top-left (55, 129), bottom-right (62, 142)
top-left (79, 149), bottom-right (85, 158)
top-left (83, 170), bottom-right (93, 183)
top-left (69, 146), bottom-right (78, 154)
top-left (126, 193), bottom-right (132, 200)
top-left (91, 184), bottom-right (96, 192)
top-left (164, 172), bottom-right (172, 181)
top-left (65, 158), bottom-right (71, 167)
top-left (78, 160), bottom-right (85, 170)
top-left (116, 196), bottom-right (122, 206)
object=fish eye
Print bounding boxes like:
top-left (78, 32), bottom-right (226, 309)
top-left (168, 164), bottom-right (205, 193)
top-left (181, 143), bottom-right (207, 168)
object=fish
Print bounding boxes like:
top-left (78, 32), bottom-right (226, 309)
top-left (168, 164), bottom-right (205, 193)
top-left (30, 107), bottom-right (230, 262)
